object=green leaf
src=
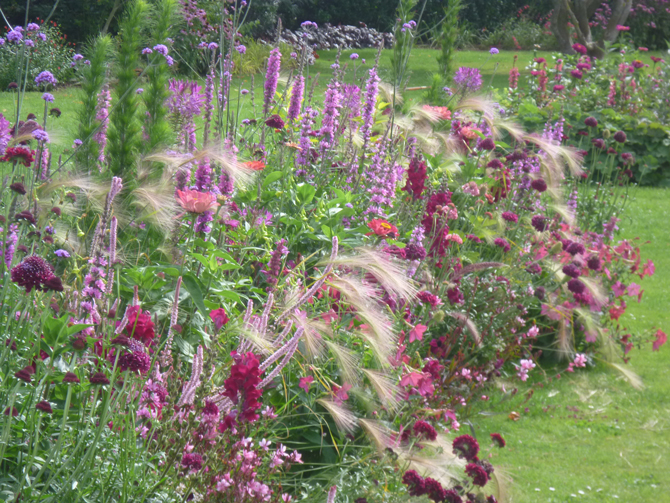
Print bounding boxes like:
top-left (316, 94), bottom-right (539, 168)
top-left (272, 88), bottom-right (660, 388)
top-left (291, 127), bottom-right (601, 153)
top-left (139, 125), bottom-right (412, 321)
top-left (182, 273), bottom-right (208, 318)
top-left (263, 171), bottom-right (284, 188)
top-left (218, 290), bottom-right (242, 303)
top-left (297, 183), bottom-right (316, 204)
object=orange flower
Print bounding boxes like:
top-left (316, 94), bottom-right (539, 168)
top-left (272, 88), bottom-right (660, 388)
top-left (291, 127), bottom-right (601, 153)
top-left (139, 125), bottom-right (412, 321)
top-left (284, 142), bottom-right (302, 150)
top-left (366, 219), bottom-right (399, 239)
top-left (176, 189), bottom-right (220, 214)
top-left (460, 127), bottom-right (481, 140)
top-left (243, 160), bottom-right (266, 171)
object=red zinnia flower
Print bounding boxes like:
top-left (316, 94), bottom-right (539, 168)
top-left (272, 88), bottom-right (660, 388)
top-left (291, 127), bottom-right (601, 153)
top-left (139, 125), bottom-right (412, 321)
top-left (1, 146), bottom-right (35, 166)
top-left (366, 219), bottom-right (399, 239)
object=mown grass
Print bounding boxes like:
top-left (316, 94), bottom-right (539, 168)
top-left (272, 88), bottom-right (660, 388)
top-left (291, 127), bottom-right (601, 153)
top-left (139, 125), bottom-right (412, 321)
top-left (470, 187), bottom-right (670, 503)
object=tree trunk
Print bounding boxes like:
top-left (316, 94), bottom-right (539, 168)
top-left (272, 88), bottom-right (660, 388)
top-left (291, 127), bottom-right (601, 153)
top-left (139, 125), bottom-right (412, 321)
top-left (601, 0), bottom-right (633, 43)
top-left (551, 0), bottom-right (574, 54)
top-left (102, 0), bottom-right (124, 35)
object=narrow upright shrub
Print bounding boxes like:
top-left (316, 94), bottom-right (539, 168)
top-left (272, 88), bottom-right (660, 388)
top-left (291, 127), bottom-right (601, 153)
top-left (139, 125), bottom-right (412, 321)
top-left (108, 0), bottom-right (148, 177)
top-left (437, 0), bottom-right (463, 78)
top-left (143, 0), bottom-right (177, 152)
top-left (77, 35), bottom-right (112, 170)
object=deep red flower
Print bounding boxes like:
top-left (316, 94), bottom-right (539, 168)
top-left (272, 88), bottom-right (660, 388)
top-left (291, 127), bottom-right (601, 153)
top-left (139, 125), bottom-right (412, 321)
top-left (11, 256), bottom-right (55, 292)
top-left (15, 365), bottom-right (35, 382)
top-left (567, 278), bottom-right (585, 294)
top-left (36, 401), bottom-right (53, 414)
top-left (413, 420), bottom-right (437, 441)
top-left (423, 477), bottom-right (447, 502)
top-left (121, 306), bottom-right (155, 346)
top-left (587, 256), bottom-right (601, 271)
top-left (453, 434), bottom-right (479, 461)
top-left (562, 264), bottom-right (581, 278)
top-left (210, 308), bottom-right (230, 331)
top-left (15, 210), bottom-right (36, 225)
top-left (613, 131), bottom-right (627, 143)
top-left (444, 489), bottom-right (463, 503)
top-left (531, 215), bottom-right (546, 232)
top-left (222, 352), bottom-right (263, 422)
top-left (265, 114), bottom-right (285, 129)
top-left (465, 462), bottom-right (490, 486)
top-left (490, 432), bottom-right (506, 448)
top-left (501, 211), bottom-right (518, 223)
top-left (584, 117), bottom-right (598, 128)
top-left (63, 372), bottom-right (80, 383)
top-left (367, 219), bottom-right (399, 239)
top-left (402, 156), bottom-right (428, 199)
top-left (401, 470), bottom-right (425, 497)
top-left (10, 183), bottom-right (26, 195)
top-left (1, 146), bottom-right (35, 166)
top-left (181, 452), bottom-right (203, 472)
top-left (4, 407), bottom-right (19, 416)
top-left (89, 372), bottom-right (110, 385)
top-left (530, 178), bottom-right (547, 192)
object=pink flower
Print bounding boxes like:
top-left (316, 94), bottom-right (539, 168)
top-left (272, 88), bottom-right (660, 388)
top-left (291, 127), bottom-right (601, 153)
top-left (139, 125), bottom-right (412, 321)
top-left (627, 283), bottom-right (643, 302)
top-left (332, 383), bottom-right (352, 404)
top-left (616, 25), bottom-right (630, 31)
top-left (299, 375), bottom-right (314, 392)
top-left (573, 353), bottom-right (587, 368)
top-left (527, 325), bottom-right (539, 338)
top-left (461, 368), bottom-right (472, 380)
top-left (408, 324), bottom-right (427, 343)
top-left (653, 330), bottom-right (667, 351)
top-left (210, 308), bottom-right (229, 331)
top-left (176, 189), bottom-right (220, 214)
top-left (640, 260), bottom-right (655, 278)
top-left (400, 372), bottom-right (434, 397)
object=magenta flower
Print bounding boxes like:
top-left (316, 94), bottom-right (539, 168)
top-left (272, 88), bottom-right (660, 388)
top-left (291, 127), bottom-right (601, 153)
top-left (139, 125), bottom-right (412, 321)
top-left (299, 376), bottom-right (314, 392)
top-left (263, 48), bottom-right (282, 114)
top-left (210, 308), bottom-right (229, 331)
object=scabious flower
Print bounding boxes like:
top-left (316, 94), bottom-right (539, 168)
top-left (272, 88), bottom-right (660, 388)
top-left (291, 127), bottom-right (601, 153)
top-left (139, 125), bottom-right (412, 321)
top-left (501, 211), bottom-right (518, 223)
top-left (530, 178), bottom-right (547, 192)
top-left (263, 48), bottom-right (282, 114)
top-left (32, 130), bottom-right (49, 143)
top-left (54, 249), bottom-right (70, 258)
top-left (465, 463), bottom-right (490, 486)
top-left (181, 453), bottom-right (203, 473)
top-left (490, 433), bottom-right (506, 447)
top-left (1, 146), bottom-right (35, 166)
top-left (614, 131), bottom-right (627, 143)
top-left (11, 256), bottom-right (62, 292)
top-left (568, 278), bottom-right (585, 294)
top-left (452, 434), bottom-right (479, 461)
top-left (118, 339), bottom-right (152, 373)
top-left (265, 114), bottom-right (285, 129)
top-left (36, 401), bottom-right (54, 414)
top-left (402, 470), bottom-right (425, 497)
top-left (412, 420), bottom-right (437, 441)
top-left (494, 237), bottom-right (511, 252)
top-left (454, 67), bottom-right (482, 92)
top-left (89, 372), bottom-right (111, 385)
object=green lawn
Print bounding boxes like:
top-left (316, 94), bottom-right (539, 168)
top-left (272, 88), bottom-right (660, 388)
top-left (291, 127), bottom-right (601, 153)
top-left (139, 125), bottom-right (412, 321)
top-left (470, 187), bottom-right (670, 503)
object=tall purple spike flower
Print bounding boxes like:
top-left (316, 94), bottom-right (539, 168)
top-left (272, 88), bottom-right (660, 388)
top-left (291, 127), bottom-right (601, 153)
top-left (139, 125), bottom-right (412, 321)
top-left (288, 74), bottom-right (305, 121)
top-left (363, 133), bottom-right (398, 216)
top-left (319, 79), bottom-right (342, 157)
top-left (167, 80), bottom-right (204, 151)
top-left (263, 48), bottom-right (282, 115)
top-left (40, 147), bottom-right (51, 180)
top-left (295, 107), bottom-right (318, 173)
top-left (1, 224), bottom-right (18, 268)
top-left (0, 113), bottom-right (10, 157)
top-left (93, 87), bottom-right (111, 170)
top-left (194, 158), bottom-right (213, 192)
top-left (360, 60), bottom-right (380, 155)
top-left (342, 84), bottom-right (361, 120)
top-left (203, 66), bottom-right (215, 144)
top-left (454, 67), bottom-right (482, 92)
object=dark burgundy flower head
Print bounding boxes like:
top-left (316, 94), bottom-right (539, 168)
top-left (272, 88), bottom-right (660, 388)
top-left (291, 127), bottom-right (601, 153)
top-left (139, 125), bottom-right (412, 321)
top-left (453, 434), bottom-right (479, 461)
top-left (567, 278), bottom-right (586, 294)
top-left (18, 245), bottom-right (29, 253)
top-left (119, 348), bottom-right (151, 374)
top-left (2, 146), bottom-right (35, 166)
top-left (490, 432), bottom-right (506, 448)
top-left (202, 399), bottom-right (219, 416)
top-left (7, 82), bottom-right (18, 90)
top-left (566, 242), bottom-right (585, 256)
top-left (613, 131), bottom-right (627, 143)
top-left (424, 477), bottom-right (447, 502)
top-left (65, 192), bottom-right (76, 203)
top-left (534, 286), bottom-right (546, 300)
top-left (592, 138), bottom-right (605, 150)
top-left (10, 183), bottom-right (26, 195)
top-left (265, 114), bottom-right (285, 129)
top-left (71, 335), bottom-right (87, 350)
top-left (11, 256), bottom-right (55, 292)
top-left (530, 178), bottom-right (547, 192)
top-left (587, 256), bottom-right (601, 271)
top-left (4, 406), bottom-right (19, 416)
top-left (531, 215), bottom-right (546, 232)
top-left (584, 117), bottom-right (598, 128)
top-left (26, 113), bottom-right (37, 121)
top-left (63, 372), bottom-right (80, 383)
top-left (479, 138), bottom-right (496, 151)
top-left (6, 338), bottom-right (17, 351)
top-left (404, 243), bottom-right (427, 261)
top-left (89, 372), bottom-right (110, 385)
top-left (445, 489), bottom-right (464, 503)
top-left (222, 352), bottom-right (263, 422)
top-left (49, 107), bottom-right (62, 117)
top-left (36, 400), bottom-right (53, 414)
top-left (501, 211), bottom-right (518, 223)
top-left (43, 276), bottom-right (63, 292)
top-left (562, 263), bottom-right (581, 278)
top-left (15, 365), bottom-right (35, 382)
top-left (494, 237), bottom-right (510, 253)
top-left (402, 470), bottom-right (425, 497)
top-left (51, 206), bottom-right (62, 216)
top-left (465, 462), bottom-right (490, 486)
top-left (181, 452), bottom-right (203, 472)
top-left (15, 210), bottom-right (36, 224)
top-left (402, 156), bottom-right (428, 199)
top-left (413, 420), bottom-right (438, 441)
top-left (110, 335), bottom-right (131, 346)
top-left (487, 159), bottom-right (504, 170)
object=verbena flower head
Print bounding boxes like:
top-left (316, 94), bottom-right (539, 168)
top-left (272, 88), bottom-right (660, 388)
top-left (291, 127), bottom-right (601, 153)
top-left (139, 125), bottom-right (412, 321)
top-left (27, 23), bottom-right (40, 31)
top-left (153, 44), bottom-right (168, 56)
top-left (7, 30), bottom-right (23, 43)
top-left (42, 93), bottom-right (54, 102)
top-left (489, 47), bottom-right (499, 55)
top-left (54, 249), bottom-right (70, 258)
top-left (453, 67), bottom-right (482, 92)
top-left (350, 53), bottom-right (359, 60)
top-left (236, 44), bottom-right (246, 54)
top-left (35, 71), bottom-right (57, 87)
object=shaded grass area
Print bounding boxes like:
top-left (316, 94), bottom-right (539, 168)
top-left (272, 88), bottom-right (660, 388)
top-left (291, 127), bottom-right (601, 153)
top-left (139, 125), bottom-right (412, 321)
top-left (470, 187), bottom-right (670, 503)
